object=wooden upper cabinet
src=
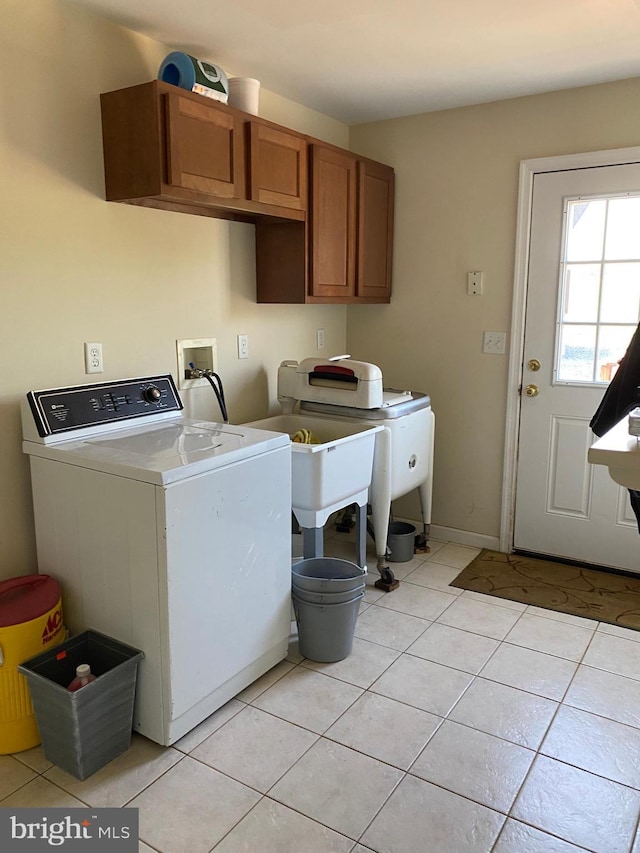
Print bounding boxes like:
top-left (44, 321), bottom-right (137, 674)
top-left (248, 122), bottom-right (307, 210)
top-left (165, 91), bottom-right (244, 199)
top-left (100, 80), bottom-right (304, 223)
top-left (256, 145), bottom-right (394, 304)
top-left (310, 145), bottom-right (358, 299)
top-left (357, 159), bottom-right (394, 300)
top-left (100, 80), bottom-right (393, 303)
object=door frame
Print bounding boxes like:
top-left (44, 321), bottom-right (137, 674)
top-left (499, 145), bottom-right (640, 554)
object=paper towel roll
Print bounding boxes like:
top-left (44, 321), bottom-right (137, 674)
top-left (227, 77), bottom-right (260, 115)
top-left (158, 52), bottom-right (228, 103)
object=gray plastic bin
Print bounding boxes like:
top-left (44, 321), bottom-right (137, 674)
top-left (292, 583), bottom-right (365, 605)
top-left (292, 557), bottom-right (366, 592)
top-left (387, 521), bottom-right (416, 562)
top-left (293, 591), bottom-right (364, 662)
top-left (18, 630), bottom-right (144, 780)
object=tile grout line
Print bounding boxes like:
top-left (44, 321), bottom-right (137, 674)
top-left (494, 616), bottom-right (640, 851)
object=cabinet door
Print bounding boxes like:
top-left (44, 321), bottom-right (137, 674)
top-left (164, 92), bottom-right (245, 198)
top-left (310, 145), bottom-right (357, 299)
top-left (357, 160), bottom-right (394, 300)
top-left (249, 123), bottom-right (307, 210)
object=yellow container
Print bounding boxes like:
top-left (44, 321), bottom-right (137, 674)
top-left (0, 575), bottom-right (63, 753)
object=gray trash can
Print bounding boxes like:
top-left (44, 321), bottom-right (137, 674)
top-left (292, 557), bottom-right (366, 592)
top-left (18, 630), bottom-right (143, 780)
top-left (292, 592), bottom-right (364, 662)
top-left (293, 585), bottom-right (364, 605)
top-left (387, 521), bottom-right (416, 562)
top-left (292, 558), bottom-right (365, 662)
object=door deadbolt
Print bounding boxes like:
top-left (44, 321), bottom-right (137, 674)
top-left (524, 384), bottom-right (539, 397)
top-left (527, 358), bottom-right (541, 372)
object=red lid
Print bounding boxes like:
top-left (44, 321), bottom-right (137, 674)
top-left (0, 574), bottom-right (60, 627)
top-left (313, 364), bottom-right (355, 376)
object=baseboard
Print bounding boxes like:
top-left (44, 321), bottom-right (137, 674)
top-left (405, 519), bottom-right (500, 552)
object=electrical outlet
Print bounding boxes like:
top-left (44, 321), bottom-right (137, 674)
top-left (482, 331), bottom-right (506, 354)
top-left (84, 342), bottom-right (104, 374)
top-left (237, 334), bottom-right (249, 360)
top-left (316, 328), bottom-right (325, 350)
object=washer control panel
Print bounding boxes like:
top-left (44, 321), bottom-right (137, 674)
top-left (27, 375), bottom-right (183, 437)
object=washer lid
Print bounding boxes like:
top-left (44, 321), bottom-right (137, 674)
top-left (23, 418), bottom-right (289, 484)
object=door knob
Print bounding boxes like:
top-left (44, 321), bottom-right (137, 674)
top-left (527, 358), bottom-right (541, 372)
top-left (524, 384), bottom-right (539, 397)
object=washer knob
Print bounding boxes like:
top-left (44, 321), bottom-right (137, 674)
top-left (143, 386), bottom-right (161, 403)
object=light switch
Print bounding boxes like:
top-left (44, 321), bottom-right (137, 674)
top-left (237, 334), bottom-right (249, 359)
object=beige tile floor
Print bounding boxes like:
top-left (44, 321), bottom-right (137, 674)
top-left (3, 531), bottom-right (640, 852)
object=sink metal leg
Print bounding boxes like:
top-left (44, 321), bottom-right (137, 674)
top-left (302, 527), bottom-right (323, 559)
top-left (416, 409), bottom-right (435, 554)
top-left (355, 503), bottom-right (367, 569)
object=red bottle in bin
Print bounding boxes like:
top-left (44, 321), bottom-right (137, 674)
top-left (67, 664), bottom-right (97, 692)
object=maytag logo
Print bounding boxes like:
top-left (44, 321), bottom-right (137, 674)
top-left (0, 809), bottom-right (138, 851)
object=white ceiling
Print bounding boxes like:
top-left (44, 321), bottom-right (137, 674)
top-left (68, 0), bottom-right (640, 124)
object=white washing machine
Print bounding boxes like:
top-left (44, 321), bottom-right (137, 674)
top-left (22, 375), bottom-right (291, 746)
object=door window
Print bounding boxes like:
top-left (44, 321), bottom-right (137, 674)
top-left (556, 195), bottom-right (640, 384)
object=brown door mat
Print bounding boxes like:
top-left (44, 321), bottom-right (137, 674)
top-left (450, 549), bottom-right (640, 631)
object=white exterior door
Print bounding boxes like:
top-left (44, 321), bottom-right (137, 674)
top-left (513, 164), bottom-right (640, 571)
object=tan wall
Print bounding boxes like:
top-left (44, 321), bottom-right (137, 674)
top-left (0, 0), bottom-right (349, 580)
top-left (5, 1), bottom-right (640, 580)
top-left (348, 78), bottom-right (640, 540)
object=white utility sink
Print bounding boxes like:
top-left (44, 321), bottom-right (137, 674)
top-left (242, 414), bottom-right (382, 528)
